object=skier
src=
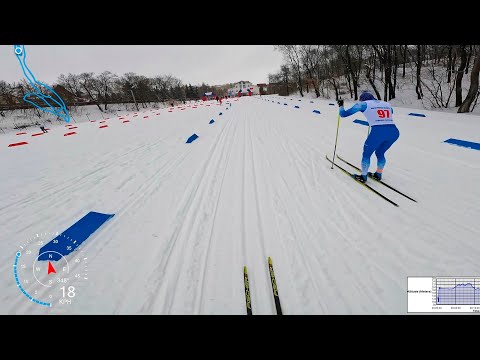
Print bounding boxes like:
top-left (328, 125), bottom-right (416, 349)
top-left (40, 125), bottom-right (48, 133)
top-left (337, 91), bottom-right (400, 183)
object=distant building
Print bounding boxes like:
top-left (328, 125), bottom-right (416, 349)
top-left (227, 81), bottom-right (259, 97)
top-left (256, 83), bottom-right (268, 95)
top-left (203, 91), bottom-right (216, 100)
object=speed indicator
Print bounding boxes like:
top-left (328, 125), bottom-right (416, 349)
top-left (14, 232), bottom-right (88, 308)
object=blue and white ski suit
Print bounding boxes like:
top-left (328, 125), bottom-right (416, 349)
top-left (339, 100), bottom-right (400, 176)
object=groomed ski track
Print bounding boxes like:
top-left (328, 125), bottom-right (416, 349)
top-left (0, 96), bottom-right (479, 314)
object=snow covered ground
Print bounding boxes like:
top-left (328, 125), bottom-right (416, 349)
top-left (0, 95), bottom-right (479, 314)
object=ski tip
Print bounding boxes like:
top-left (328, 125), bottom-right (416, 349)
top-left (268, 257), bottom-right (272, 265)
top-left (244, 266), bottom-right (247, 274)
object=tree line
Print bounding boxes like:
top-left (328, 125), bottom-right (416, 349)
top-left (270, 45), bottom-right (480, 113)
top-left (0, 72), bottom-right (220, 114)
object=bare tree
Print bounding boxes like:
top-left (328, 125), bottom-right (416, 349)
top-left (58, 73), bottom-right (83, 98)
top-left (465, 45), bottom-right (473, 74)
top-left (345, 45), bottom-right (363, 100)
top-left (458, 48), bottom-right (480, 113)
top-left (402, 44), bottom-right (408, 78)
top-left (364, 46), bottom-right (382, 100)
top-left (372, 45), bottom-right (395, 100)
top-left (299, 45), bottom-right (321, 97)
top-left (421, 59), bottom-right (456, 108)
top-left (407, 45), bottom-right (424, 100)
top-left (280, 65), bottom-right (291, 95)
top-left (275, 45), bottom-right (304, 96)
top-left (79, 72), bottom-right (103, 112)
top-left (446, 45), bottom-right (455, 83)
top-left (96, 71), bottom-right (118, 110)
top-left (455, 45), bottom-right (468, 106)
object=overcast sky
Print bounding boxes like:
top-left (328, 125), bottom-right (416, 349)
top-left (0, 45), bottom-right (284, 86)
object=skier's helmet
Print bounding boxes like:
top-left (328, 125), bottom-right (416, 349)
top-left (359, 91), bottom-right (376, 101)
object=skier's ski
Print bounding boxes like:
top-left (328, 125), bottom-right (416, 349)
top-left (244, 266), bottom-right (252, 315)
top-left (336, 155), bottom-right (417, 202)
top-left (268, 257), bottom-right (283, 315)
top-left (326, 155), bottom-right (399, 207)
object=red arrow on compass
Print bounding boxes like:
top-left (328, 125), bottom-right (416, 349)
top-left (47, 261), bottom-right (56, 275)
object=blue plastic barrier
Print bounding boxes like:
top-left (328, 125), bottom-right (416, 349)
top-left (209, 119), bottom-right (215, 124)
top-left (329, 103), bottom-right (335, 106)
top-left (408, 113), bottom-right (426, 117)
top-left (444, 138), bottom-right (480, 151)
top-left (186, 133), bottom-right (199, 143)
top-left (294, 106), bottom-right (300, 109)
top-left (313, 110), bottom-right (321, 114)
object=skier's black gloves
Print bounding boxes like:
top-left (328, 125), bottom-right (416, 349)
top-left (337, 99), bottom-right (344, 107)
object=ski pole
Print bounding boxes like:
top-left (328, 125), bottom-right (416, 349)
top-left (331, 108), bottom-right (341, 169)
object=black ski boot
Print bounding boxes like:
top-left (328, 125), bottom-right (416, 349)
top-left (369, 172), bottom-right (382, 181)
top-left (353, 174), bottom-right (367, 183)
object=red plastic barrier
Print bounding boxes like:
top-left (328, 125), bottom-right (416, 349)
top-left (32, 133), bottom-right (44, 137)
top-left (8, 142), bottom-right (29, 147)
top-left (133, 115), bottom-right (138, 117)
top-left (64, 132), bottom-right (77, 136)
top-left (16, 132), bottom-right (27, 135)
top-left (105, 118), bottom-right (110, 120)
top-left (99, 125), bottom-right (108, 129)
top-left (143, 116), bottom-right (149, 118)
top-left (168, 110), bottom-right (173, 112)
top-left (69, 126), bottom-right (78, 129)
top-left (123, 120), bottom-right (130, 123)
top-left (192, 107), bottom-right (197, 108)
top-left (90, 120), bottom-right (96, 122)
top-left (155, 113), bottom-right (160, 115)
top-left (99, 121), bottom-right (106, 123)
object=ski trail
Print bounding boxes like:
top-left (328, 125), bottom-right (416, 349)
top-left (195, 118), bottom-right (240, 313)
top-left (137, 113), bottom-right (237, 314)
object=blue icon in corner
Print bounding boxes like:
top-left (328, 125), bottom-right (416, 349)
top-left (14, 45), bottom-right (71, 123)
